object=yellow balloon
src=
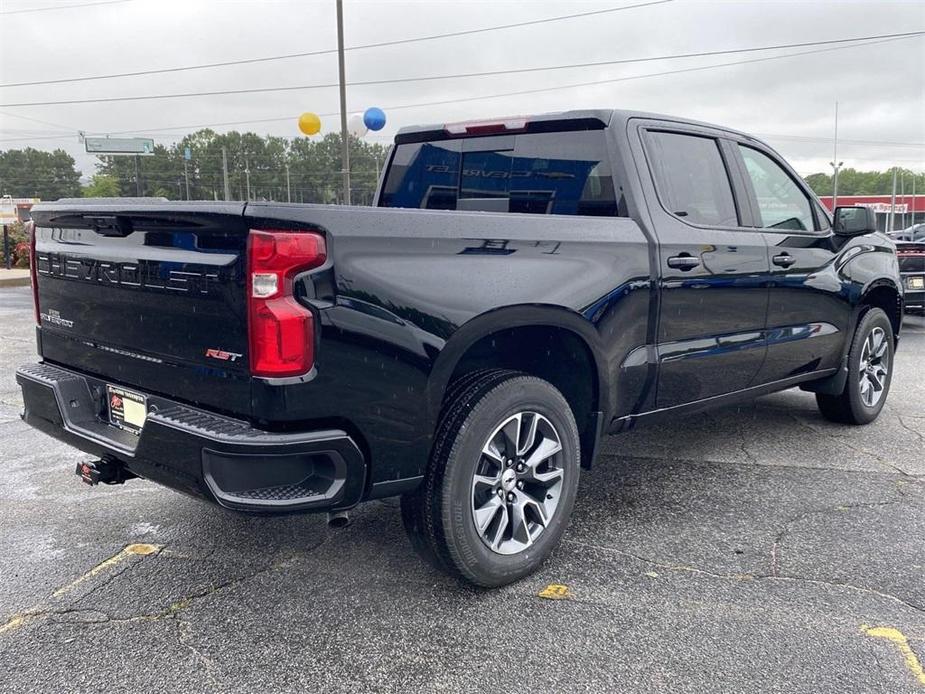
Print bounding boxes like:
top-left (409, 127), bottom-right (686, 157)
top-left (298, 112), bottom-right (321, 136)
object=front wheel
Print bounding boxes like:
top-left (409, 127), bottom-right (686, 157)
top-left (401, 370), bottom-right (581, 587)
top-left (816, 307), bottom-right (894, 425)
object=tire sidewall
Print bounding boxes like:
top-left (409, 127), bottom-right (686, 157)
top-left (846, 308), bottom-right (894, 424)
top-left (440, 377), bottom-right (580, 587)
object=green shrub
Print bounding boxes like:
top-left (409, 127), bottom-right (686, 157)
top-left (4, 221), bottom-right (30, 269)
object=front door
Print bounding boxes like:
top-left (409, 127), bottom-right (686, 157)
top-left (636, 125), bottom-right (771, 409)
top-left (731, 142), bottom-right (848, 383)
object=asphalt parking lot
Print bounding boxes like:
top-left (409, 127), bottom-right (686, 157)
top-left (0, 283), bottom-right (922, 693)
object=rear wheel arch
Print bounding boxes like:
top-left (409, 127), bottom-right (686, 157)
top-left (427, 306), bottom-right (609, 468)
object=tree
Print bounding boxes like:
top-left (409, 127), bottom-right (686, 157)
top-left (0, 147), bottom-right (82, 200)
top-left (83, 173), bottom-right (121, 197)
top-left (803, 168), bottom-right (923, 197)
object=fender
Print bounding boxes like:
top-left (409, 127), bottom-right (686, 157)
top-left (426, 304), bottom-right (611, 433)
top-left (802, 276), bottom-right (902, 396)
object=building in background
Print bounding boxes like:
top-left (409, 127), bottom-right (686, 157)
top-left (819, 195), bottom-right (924, 232)
top-left (0, 196), bottom-right (40, 224)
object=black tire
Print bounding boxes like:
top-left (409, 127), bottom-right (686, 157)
top-left (816, 307), bottom-right (894, 425)
top-left (401, 370), bottom-right (581, 587)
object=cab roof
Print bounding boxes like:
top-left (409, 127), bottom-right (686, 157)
top-left (394, 108), bottom-right (755, 144)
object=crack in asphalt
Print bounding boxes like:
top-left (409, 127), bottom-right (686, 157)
top-left (704, 410), bottom-right (759, 465)
top-left (768, 498), bottom-right (908, 578)
top-left (0, 532), bottom-right (331, 655)
top-left (176, 616), bottom-right (220, 687)
top-left (787, 413), bottom-right (915, 478)
top-left (564, 538), bottom-right (925, 615)
top-left (897, 415), bottom-right (925, 445)
top-left (598, 449), bottom-right (924, 479)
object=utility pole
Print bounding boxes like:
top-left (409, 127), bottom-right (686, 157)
top-left (244, 156), bottom-right (251, 201)
top-left (133, 155), bottom-right (141, 196)
top-left (900, 172), bottom-right (906, 229)
top-left (221, 146), bottom-right (231, 201)
top-left (336, 0), bottom-right (351, 205)
top-left (889, 169), bottom-right (897, 233)
top-left (285, 163), bottom-right (291, 203)
top-left (913, 174), bottom-right (917, 227)
top-left (830, 100), bottom-right (840, 208)
top-left (183, 160), bottom-right (190, 200)
top-left (829, 161), bottom-right (843, 209)
top-left (3, 225), bottom-right (10, 270)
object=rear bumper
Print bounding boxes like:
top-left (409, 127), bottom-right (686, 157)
top-left (16, 362), bottom-right (366, 513)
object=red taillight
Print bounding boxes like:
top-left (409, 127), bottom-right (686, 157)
top-left (28, 221), bottom-right (39, 325)
top-left (247, 229), bottom-right (326, 378)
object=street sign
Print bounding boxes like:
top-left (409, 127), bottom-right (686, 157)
top-left (85, 137), bottom-right (155, 156)
top-left (184, 147), bottom-right (191, 161)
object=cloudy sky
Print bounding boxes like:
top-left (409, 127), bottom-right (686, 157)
top-left (1, 0), bottom-right (923, 181)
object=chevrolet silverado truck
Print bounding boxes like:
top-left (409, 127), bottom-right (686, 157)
top-left (17, 109), bottom-right (903, 587)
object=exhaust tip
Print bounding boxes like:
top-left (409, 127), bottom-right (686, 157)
top-left (327, 510), bottom-right (350, 528)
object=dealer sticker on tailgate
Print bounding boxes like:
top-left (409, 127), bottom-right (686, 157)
top-left (107, 385), bottom-right (147, 434)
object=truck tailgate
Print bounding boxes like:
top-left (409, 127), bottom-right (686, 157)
top-left (31, 202), bottom-right (252, 416)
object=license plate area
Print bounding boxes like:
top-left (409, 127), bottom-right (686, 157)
top-left (909, 276), bottom-right (924, 290)
top-left (106, 385), bottom-right (147, 435)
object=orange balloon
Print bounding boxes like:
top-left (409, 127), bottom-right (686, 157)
top-left (298, 112), bottom-right (321, 136)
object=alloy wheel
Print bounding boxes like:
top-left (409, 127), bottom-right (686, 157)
top-left (470, 411), bottom-right (565, 555)
top-left (858, 326), bottom-right (890, 408)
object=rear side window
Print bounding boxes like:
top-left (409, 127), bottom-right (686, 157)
top-left (646, 131), bottom-right (738, 227)
top-left (738, 145), bottom-right (814, 231)
top-left (379, 130), bottom-right (620, 216)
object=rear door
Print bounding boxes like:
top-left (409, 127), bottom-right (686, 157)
top-left (32, 202), bottom-right (252, 415)
top-left (730, 142), bottom-right (849, 383)
top-left (634, 123), bottom-right (771, 408)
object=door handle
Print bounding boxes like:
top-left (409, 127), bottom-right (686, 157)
top-left (667, 254), bottom-right (701, 271)
top-left (772, 253), bottom-right (796, 268)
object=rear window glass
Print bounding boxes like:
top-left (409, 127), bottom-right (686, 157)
top-left (378, 131), bottom-right (621, 216)
top-left (646, 131), bottom-right (738, 227)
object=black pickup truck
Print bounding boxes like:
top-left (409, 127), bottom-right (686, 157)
top-left (17, 109), bottom-right (903, 587)
top-left (890, 225), bottom-right (925, 310)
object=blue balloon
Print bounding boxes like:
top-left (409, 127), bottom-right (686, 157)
top-left (363, 107), bottom-right (386, 131)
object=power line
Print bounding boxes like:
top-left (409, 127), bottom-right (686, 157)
top-left (0, 0), bottom-right (672, 88)
top-left (0, 35), bottom-right (919, 147)
top-left (756, 133), bottom-right (925, 149)
top-left (0, 0), bottom-right (134, 15)
top-left (3, 30), bottom-right (922, 108)
top-left (0, 110), bottom-right (77, 132)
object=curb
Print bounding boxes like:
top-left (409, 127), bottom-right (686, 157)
top-left (0, 276), bottom-right (31, 288)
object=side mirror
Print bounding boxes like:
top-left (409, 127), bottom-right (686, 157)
top-left (834, 206), bottom-right (877, 236)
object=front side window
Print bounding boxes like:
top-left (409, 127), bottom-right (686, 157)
top-left (815, 202), bottom-right (832, 230)
top-left (738, 145), bottom-right (814, 231)
top-left (645, 131), bottom-right (738, 227)
top-left (379, 130), bottom-right (620, 216)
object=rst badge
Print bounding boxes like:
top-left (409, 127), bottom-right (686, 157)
top-left (205, 348), bottom-right (242, 363)
top-left (39, 308), bottom-right (74, 328)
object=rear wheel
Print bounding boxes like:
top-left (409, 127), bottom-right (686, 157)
top-left (816, 307), bottom-right (894, 425)
top-left (401, 370), bottom-right (581, 587)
